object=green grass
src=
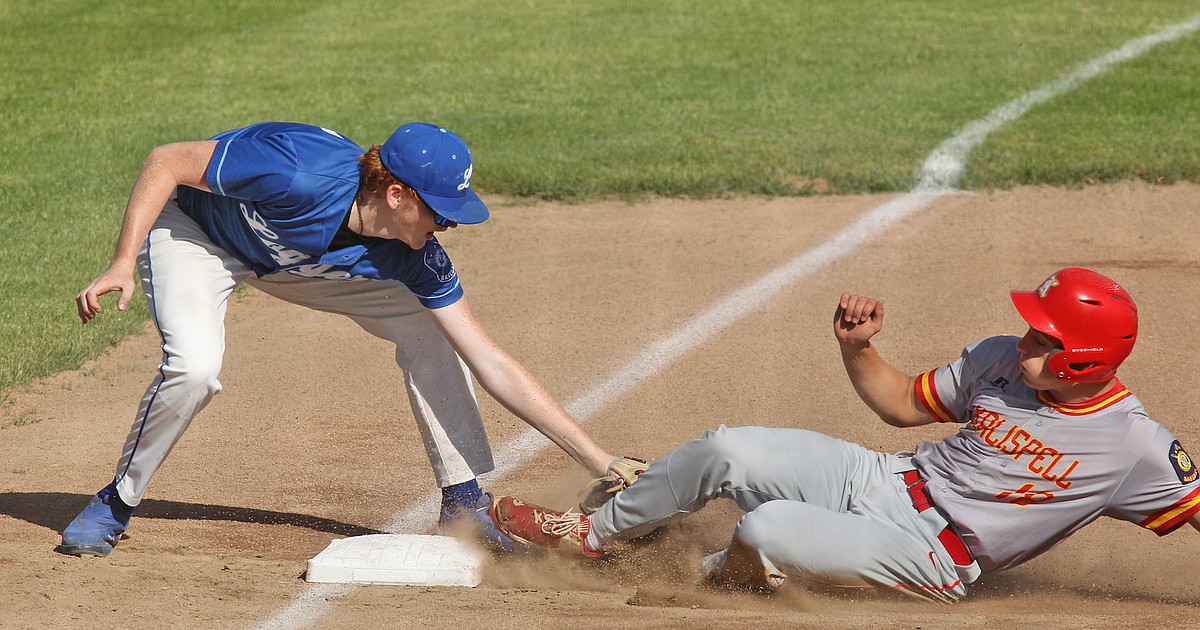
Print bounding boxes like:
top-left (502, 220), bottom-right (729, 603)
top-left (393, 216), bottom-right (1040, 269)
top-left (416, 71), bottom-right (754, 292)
top-left (966, 34), bottom-right (1200, 187)
top-left (2, 0), bottom-right (1199, 394)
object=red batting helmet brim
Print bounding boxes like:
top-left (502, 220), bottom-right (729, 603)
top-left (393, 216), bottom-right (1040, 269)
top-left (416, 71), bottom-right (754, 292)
top-left (1010, 289), bottom-right (1060, 341)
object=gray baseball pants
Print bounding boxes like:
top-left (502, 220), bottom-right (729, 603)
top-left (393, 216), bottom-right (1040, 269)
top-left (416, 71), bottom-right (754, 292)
top-left (586, 425), bottom-right (974, 602)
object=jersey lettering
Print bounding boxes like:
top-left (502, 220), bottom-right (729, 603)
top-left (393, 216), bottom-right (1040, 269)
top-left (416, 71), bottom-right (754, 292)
top-left (1019, 437), bottom-right (1045, 461)
top-left (973, 408), bottom-right (1005, 437)
top-left (1028, 445), bottom-right (1057, 473)
top-left (286, 264), bottom-right (355, 280)
top-left (969, 406), bottom-right (1080, 489)
top-left (239, 203), bottom-right (310, 266)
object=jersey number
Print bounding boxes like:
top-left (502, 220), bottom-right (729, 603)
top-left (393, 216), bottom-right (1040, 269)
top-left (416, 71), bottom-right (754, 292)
top-left (995, 483), bottom-right (1055, 507)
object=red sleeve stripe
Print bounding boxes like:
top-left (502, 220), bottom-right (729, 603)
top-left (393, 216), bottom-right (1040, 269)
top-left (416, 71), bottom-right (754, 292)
top-left (915, 370), bottom-right (956, 423)
top-left (1140, 486), bottom-right (1200, 535)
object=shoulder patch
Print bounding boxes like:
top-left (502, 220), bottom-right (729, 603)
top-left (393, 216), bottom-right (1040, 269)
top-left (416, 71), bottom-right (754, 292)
top-left (1170, 440), bottom-right (1198, 484)
top-left (423, 242), bottom-right (457, 283)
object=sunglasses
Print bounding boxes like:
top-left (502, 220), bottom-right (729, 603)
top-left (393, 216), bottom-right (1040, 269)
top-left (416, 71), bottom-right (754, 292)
top-left (433, 212), bottom-right (455, 227)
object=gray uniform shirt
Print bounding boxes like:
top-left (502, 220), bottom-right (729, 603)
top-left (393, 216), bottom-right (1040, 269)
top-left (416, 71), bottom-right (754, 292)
top-left (912, 335), bottom-right (1200, 574)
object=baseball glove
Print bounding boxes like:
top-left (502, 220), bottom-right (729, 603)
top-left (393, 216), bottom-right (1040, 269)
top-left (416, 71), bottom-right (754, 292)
top-left (577, 456), bottom-right (647, 514)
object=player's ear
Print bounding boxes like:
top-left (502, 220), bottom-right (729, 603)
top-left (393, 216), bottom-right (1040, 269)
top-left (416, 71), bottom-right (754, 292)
top-left (386, 182), bottom-right (419, 211)
top-left (385, 183), bottom-right (405, 209)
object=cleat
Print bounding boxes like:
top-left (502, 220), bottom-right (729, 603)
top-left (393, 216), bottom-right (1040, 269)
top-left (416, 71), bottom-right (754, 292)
top-left (702, 540), bottom-right (786, 593)
top-left (59, 484), bottom-right (134, 558)
top-left (700, 548), bottom-right (728, 580)
top-left (488, 496), bottom-right (603, 557)
top-left (438, 491), bottom-right (523, 553)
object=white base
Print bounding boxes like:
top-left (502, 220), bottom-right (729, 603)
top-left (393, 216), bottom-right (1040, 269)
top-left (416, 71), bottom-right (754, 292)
top-left (305, 534), bottom-right (483, 587)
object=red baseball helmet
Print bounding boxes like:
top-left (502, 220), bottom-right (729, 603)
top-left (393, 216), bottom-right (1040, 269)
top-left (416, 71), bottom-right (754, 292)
top-left (1010, 268), bottom-right (1138, 382)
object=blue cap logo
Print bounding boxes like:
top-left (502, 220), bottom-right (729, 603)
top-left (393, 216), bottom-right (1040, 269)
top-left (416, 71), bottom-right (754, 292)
top-left (380, 123), bottom-right (489, 224)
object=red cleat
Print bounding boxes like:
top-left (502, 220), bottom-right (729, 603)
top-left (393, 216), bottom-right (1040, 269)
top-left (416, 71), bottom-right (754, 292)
top-left (488, 496), bottom-right (604, 557)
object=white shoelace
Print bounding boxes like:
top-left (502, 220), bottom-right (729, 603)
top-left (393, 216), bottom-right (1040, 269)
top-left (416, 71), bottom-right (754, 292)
top-left (539, 509), bottom-right (582, 537)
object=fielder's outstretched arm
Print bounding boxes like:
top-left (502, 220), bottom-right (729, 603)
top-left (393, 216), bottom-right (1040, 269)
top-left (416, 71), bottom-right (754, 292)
top-left (1190, 513), bottom-right (1200, 532)
top-left (427, 297), bottom-right (615, 477)
top-left (76, 141), bottom-right (217, 323)
top-left (834, 293), bottom-right (936, 428)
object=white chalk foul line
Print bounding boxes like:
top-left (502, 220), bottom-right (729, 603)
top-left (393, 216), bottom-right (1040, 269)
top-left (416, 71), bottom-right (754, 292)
top-left (255, 13), bottom-right (1200, 630)
top-left (917, 13), bottom-right (1200, 192)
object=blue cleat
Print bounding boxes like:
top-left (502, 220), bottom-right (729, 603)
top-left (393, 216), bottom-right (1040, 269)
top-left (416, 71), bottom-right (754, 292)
top-left (60, 483), bottom-right (134, 557)
top-left (438, 491), bottom-right (523, 553)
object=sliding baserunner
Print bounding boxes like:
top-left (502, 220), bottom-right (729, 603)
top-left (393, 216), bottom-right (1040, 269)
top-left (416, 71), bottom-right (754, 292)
top-left (490, 268), bottom-right (1200, 602)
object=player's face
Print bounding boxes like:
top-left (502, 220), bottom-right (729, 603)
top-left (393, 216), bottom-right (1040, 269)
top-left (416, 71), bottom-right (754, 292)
top-left (1015, 327), bottom-right (1063, 389)
top-left (378, 185), bottom-right (456, 249)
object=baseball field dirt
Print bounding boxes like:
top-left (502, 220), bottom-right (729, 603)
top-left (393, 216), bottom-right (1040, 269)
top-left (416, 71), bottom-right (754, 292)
top-left (2, 182), bottom-right (1198, 629)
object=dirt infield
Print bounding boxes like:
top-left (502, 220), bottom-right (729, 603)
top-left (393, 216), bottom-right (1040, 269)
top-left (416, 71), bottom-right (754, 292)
top-left (3, 182), bottom-right (1198, 629)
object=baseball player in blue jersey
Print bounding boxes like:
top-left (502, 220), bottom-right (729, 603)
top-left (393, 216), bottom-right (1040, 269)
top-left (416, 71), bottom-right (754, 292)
top-left (488, 268), bottom-right (1200, 602)
top-left (61, 122), bottom-right (643, 557)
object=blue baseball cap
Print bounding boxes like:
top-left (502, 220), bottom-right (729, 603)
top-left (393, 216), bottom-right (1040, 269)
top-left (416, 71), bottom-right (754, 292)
top-left (380, 123), bottom-right (490, 225)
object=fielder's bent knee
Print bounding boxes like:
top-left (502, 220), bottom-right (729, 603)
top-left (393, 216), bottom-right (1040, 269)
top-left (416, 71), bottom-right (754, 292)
top-left (160, 354), bottom-right (223, 398)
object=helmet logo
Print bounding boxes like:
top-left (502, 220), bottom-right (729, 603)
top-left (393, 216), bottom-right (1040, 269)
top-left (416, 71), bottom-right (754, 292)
top-left (1036, 275), bottom-right (1059, 298)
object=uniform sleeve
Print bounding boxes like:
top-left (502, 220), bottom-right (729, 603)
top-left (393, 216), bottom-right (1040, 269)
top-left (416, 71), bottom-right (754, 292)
top-left (358, 238), bottom-right (464, 309)
top-left (411, 239), bottom-right (462, 308)
top-left (206, 132), bottom-right (299, 204)
top-left (1110, 425), bottom-right (1200, 536)
top-left (914, 336), bottom-right (1013, 423)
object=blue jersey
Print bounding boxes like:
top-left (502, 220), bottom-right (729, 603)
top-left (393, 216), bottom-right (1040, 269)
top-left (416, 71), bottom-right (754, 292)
top-left (174, 122), bottom-right (462, 308)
